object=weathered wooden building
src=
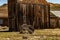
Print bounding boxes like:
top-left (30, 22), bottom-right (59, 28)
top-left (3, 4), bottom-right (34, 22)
top-left (50, 11), bottom-right (60, 28)
top-left (0, 0), bottom-right (60, 32)
top-left (58, 18), bottom-right (60, 28)
top-left (8, 0), bottom-right (50, 32)
top-left (0, 4), bottom-right (8, 26)
top-left (50, 12), bottom-right (58, 28)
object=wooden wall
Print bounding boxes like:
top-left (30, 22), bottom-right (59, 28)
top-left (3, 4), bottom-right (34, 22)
top-left (8, 0), bottom-right (50, 31)
top-left (8, 0), bottom-right (19, 31)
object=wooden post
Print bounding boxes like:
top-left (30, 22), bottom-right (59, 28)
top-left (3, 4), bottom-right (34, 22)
top-left (48, 5), bottom-right (50, 28)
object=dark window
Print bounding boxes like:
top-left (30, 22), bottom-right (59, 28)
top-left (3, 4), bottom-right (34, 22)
top-left (0, 19), bottom-right (3, 24)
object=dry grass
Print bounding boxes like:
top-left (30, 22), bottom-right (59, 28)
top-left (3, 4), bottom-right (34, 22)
top-left (34, 29), bottom-right (60, 35)
top-left (0, 29), bottom-right (60, 40)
